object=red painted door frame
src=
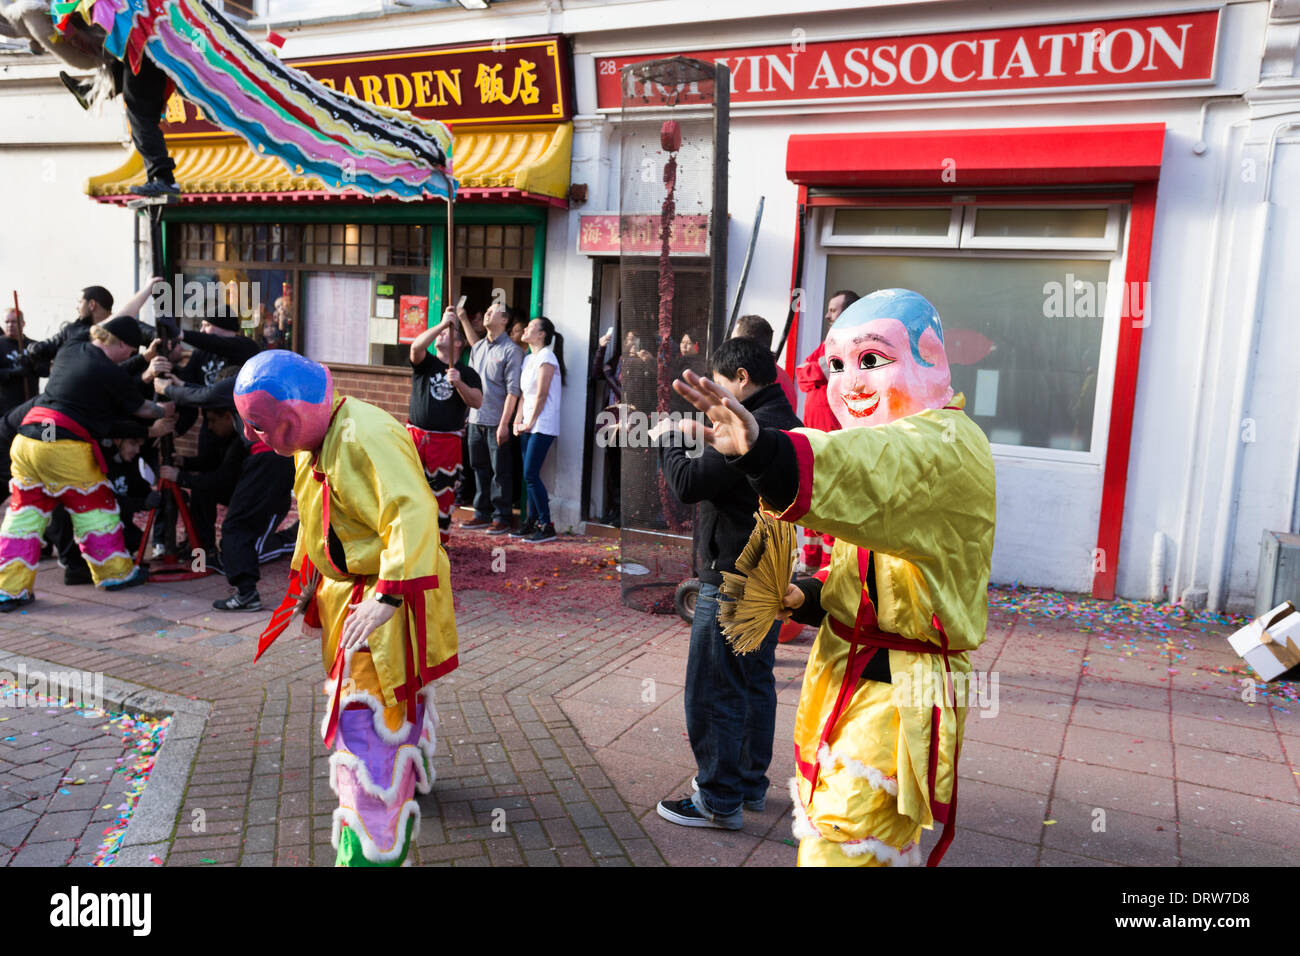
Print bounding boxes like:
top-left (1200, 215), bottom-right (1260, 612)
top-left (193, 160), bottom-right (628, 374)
top-left (784, 123), bottom-right (1165, 599)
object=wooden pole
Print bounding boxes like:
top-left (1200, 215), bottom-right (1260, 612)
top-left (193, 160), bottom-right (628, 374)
top-left (12, 290), bottom-right (29, 400)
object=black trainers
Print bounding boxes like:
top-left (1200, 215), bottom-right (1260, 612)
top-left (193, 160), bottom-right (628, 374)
top-left (102, 566), bottom-right (149, 591)
top-left (59, 71), bottom-right (92, 110)
top-left (509, 519), bottom-right (538, 539)
top-left (213, 590), bottom-right (261, 612)
top-left (134, 180), bottom-right (180, 198)
top-left (524, 523), bottom-right (556, 543)
top-left (0, 594), bottom-right (33, 613)
top-left (692, 776), bottom-right (765, 813)
top-left (656, 795), bottom-right (743, 830)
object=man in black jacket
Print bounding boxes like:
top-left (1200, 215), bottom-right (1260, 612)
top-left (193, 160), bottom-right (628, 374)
top-left (156, 373), bottom-right (294, 612)
top-left (654, 336), bottom-right (801, 830)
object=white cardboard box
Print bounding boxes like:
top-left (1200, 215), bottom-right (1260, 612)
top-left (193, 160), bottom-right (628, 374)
top-left (1228, 601), bottom-right (1300, 682)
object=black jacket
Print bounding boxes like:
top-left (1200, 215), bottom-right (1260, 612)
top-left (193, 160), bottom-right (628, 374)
top-left (24, 318), bottom-right (91, 368)
top-left (658, 382), bottom-right (801, 586)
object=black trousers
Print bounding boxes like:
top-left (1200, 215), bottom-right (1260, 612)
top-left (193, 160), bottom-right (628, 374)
top-left (122, 54), bottom-right (175, 183)
top-left (49, 507), bottom-right (88, 573)
top-left (203, 450), bottom-right (294, 593)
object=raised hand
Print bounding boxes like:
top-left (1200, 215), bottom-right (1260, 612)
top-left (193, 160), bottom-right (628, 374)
top-left (672, 369), bottom-right (760, 458)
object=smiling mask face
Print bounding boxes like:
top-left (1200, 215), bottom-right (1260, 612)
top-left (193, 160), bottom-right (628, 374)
top-left (823, 289), bottom-right (954, 429)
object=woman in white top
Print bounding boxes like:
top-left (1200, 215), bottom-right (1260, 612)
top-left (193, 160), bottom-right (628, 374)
top-left (512, 316), bottom-right (566, 542)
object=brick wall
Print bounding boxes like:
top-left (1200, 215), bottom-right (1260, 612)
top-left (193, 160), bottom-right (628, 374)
top-left (328, 364), bottom-right (413, 422)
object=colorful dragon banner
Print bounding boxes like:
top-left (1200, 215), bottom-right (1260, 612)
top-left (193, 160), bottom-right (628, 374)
top-left (48, 0), bottom-right (455, 201)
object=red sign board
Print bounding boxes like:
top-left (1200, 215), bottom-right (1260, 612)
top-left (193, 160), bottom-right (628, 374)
top-left (578, 215), bottom-right (710, 257)
top-left (163, 35), bottom-right (571, 137)
top-left (595, 11), bottom-right (1218, 108)
top-left (398, 295), bottom-right (428, 345)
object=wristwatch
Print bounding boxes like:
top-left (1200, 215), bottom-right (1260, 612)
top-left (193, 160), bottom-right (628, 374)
top-left (375, 593), bottom-right (401, 608)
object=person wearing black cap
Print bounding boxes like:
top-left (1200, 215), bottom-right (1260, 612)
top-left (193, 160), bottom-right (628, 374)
top-left (0, 315), bottom-right (174, 609)
top-left (22, 280), bottom-right (161, 369)
top-left (155, 369), bottom-right (294, 611)
top-left (176, 312), bottom-right (262, 387)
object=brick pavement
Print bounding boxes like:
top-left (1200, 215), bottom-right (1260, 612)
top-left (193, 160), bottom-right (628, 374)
top-left (0, 531), bottom-right (1296, 866)
top-left (0, 689), bottom-right (141, 866)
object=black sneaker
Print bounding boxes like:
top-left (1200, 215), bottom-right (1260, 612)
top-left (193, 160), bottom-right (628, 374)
top-left (0, 594), bottom-right (33, 613)
top-left (524, 523), bottom-right (556, 543)
top-left (134, 180), bottom-right (180, 198)
top-left (102, 566), bottom-right (149, 591)
top-left (213, 590), bottom-right (261, 612)
top-left (59, 71), bottom-right (92, 110)
top-left (509, 519), bottom-right (537, 539)
top-left (655, 795), bottom-right (743, 830)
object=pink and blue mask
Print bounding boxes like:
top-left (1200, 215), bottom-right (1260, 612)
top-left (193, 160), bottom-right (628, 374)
top-left (234, 350), bottom-right (334, 455)
top-left (823, 288), bottom-right (954, 429)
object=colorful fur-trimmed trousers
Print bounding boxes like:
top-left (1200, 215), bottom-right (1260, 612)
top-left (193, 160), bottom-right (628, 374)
top-left (326, 648), bottom-right (438, 867)
top-left (406, 425), bottom-right (462, 544)
top-left (0, 436), bottom-right (135, 598)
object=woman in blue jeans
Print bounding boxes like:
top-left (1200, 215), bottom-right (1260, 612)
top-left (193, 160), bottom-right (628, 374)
top-left (512, 316), bottom-right (566, 542)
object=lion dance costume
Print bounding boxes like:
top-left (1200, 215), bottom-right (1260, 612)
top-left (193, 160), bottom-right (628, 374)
top-left (737, 289), bottom-right (996, 866)
top-left (237, 351), bottom-right (457, 867)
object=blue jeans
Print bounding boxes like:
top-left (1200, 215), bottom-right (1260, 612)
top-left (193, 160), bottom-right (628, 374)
top-left (684, 582), bottom-right (781, 816)
top-left (520, 431), bottom-right (555, 525)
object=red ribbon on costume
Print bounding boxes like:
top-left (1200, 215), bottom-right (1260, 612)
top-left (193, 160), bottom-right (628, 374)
top-left (254, 556), bottom-right (318, 662)
top-left (321, 578), bottom-right (367, 749)
top-left (804, 547), bottom-right (961, 867)
top-left (21, 407), bottom-right (109, 475)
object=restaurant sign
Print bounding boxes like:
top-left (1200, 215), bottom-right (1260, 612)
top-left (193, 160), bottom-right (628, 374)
top-left (163, 35), bottom-right (571, 136)
top-left (578, 214), bottom-right (710, 257)
top-left (595, 11), bottom-right (1218, 108)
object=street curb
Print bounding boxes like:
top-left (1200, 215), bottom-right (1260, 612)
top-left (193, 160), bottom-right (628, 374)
top-left (0, 649), bottom-right (210, 866)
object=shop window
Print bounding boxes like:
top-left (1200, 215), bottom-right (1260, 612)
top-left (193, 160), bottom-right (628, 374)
top-left (454, 224), bottom-right (534, 276)
top-left (823, 204), bottom-right (1120, 252)
top-left (818, 203), bottom-right (1126, 463)
top-left (176, 220), bottom-right (434, 369)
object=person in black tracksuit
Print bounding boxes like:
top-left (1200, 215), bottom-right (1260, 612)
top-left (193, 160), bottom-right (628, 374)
top-left (156, 374), bottom-right (293, 612)
top-left (653, 337), bottom-right (803, 831)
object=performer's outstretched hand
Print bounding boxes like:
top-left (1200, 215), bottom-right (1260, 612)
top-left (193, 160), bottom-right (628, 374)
top-left (341, 598), bottom-right (397, 651)
top-left (673, 369), bottom-right (760, 457)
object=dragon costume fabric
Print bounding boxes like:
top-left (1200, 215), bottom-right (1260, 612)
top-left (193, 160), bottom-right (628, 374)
top-left (44, 0), bottom-right (454, 199)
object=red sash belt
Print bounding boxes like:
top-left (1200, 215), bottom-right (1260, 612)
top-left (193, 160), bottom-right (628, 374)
top-left (21, 407), bottom-right (107, 474)
top-left (799, 546), bottom-right (961, 867)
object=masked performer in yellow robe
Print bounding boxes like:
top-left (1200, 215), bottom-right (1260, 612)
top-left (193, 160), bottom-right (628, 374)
top-left (236, 350), bottom-right (457, 867)
top-left (674, 289), bottom-right (995, 867)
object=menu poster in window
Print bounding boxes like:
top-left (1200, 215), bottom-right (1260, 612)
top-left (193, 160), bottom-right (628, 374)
top-left (303, 272), bottom-right (371, 365)
top-left (398, 295), bottom-right (428, 344)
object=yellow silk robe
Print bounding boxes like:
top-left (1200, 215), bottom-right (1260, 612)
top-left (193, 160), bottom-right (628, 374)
top-left (772, 395), bottom-right (995, 866)
top-left (290, 397), bottom-right (458, 737)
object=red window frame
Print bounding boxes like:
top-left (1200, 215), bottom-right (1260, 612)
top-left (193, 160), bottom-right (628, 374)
top-left (785, 123), bottom-right (1165, 600)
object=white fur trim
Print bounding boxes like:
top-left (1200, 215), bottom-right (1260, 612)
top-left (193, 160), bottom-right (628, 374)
top-left (0, 588), bottom-right (32, 600)
top-left (816, 744), bottom-right (899, 795)
top-left (322, 649), bottom-right (441, 748)
top-left (787, 777), bottom-right (920, 866)
top-left (329, 744), bottom-right (430, 805)
top-left (330, 801), bottom-right (421, 864)
top-left (0, 558), bottom-right (39, 571)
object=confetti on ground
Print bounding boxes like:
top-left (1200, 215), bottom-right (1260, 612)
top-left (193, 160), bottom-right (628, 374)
top-left (0, 670), bottom-right (172, 867)
top-left (989, 584), bottom-right (1296, 710)
top-left (89, 710), bottom-right (171, 867)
